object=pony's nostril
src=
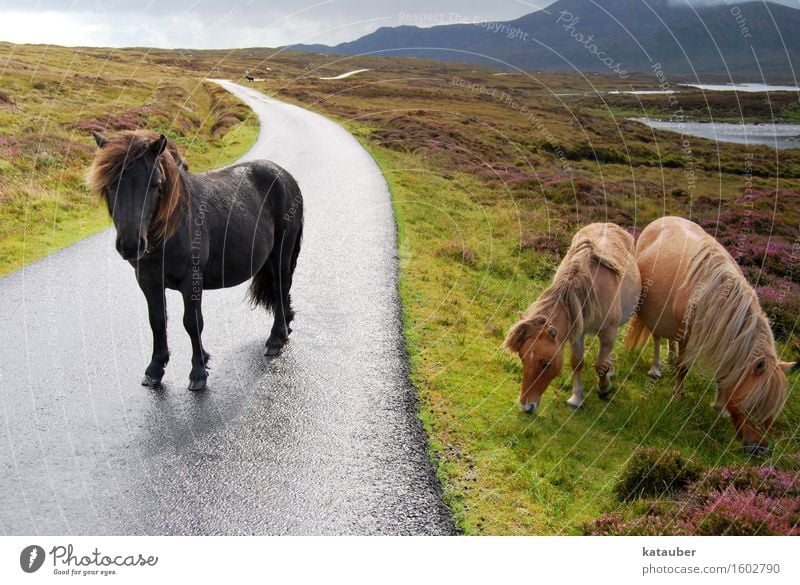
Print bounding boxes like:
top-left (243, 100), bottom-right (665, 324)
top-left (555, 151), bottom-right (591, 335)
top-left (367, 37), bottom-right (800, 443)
top-left (116, 237), bottom-right (143, 260)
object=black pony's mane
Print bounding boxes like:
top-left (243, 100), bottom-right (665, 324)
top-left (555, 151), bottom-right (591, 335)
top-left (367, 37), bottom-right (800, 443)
top-left (87, 130), bottom-right (188, 239)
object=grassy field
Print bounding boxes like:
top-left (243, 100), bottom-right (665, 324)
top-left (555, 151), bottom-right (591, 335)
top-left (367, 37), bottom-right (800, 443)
top-left (0, 43), bottom-right (259, 275)
top-left (265, 57), bottom-right (800, 533)
top-left (2, 43), bottom-right (798, 534)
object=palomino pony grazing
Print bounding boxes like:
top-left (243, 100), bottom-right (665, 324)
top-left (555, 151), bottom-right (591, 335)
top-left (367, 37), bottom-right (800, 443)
top-left (88, 130), bottom-right (303, 390)
top-left (626, 216), bottom-right (796, 455)
top-left (504, 223), bottom-right (641, 412)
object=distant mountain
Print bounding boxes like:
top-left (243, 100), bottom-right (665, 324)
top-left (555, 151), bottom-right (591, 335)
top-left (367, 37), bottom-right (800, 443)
top-left (287, 0), bottom-right (800, 80)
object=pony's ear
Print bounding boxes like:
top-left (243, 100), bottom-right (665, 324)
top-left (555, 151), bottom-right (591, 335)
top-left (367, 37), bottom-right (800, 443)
top-left (779, 361), bottom-right (798, 374)
top-left (503, 320), bottom-right (533, 354)
top-left (92, 131), bottom-right (108, 148)
top-left (150, 134), bottom-right (168, 157)
top-left (754, 357), bottom-right (767, 375)
top-left (548, 325), bottom-right (558, 339)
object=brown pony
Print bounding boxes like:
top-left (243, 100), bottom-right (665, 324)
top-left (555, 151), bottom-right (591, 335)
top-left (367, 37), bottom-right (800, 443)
top-left (504, 223), bottom-right (641, 412)
top-left (626, 216), bottom-right (796, 455)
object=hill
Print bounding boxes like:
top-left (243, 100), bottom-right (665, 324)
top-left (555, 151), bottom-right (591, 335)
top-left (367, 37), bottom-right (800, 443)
top-left (288, 0), bottom-right (800, 80)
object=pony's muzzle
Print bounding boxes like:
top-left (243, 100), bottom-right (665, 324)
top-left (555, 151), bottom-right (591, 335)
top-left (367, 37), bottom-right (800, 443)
top-left (519, 398), bottom-right (539, 413)
top-left (116, 235), bottom-right (148, 261)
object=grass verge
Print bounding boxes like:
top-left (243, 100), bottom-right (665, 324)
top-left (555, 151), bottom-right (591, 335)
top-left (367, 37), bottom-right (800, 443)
top-left (0, 44), bottom-right (259, 276)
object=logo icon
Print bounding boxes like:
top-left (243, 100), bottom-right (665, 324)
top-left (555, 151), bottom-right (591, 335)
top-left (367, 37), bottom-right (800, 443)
top-left (20, 545), bottom-right (45, 573)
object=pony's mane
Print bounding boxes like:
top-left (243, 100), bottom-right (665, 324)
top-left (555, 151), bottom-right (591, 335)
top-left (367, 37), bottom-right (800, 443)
top-left (680, 236), bottom-right (786, 423)
top-left (504, 236), bottom-right (624, 351)
top-left (86, 130), bottom-right (188, 240)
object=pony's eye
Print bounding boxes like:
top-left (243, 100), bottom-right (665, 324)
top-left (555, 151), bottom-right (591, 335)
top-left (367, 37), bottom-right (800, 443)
top-left (541, 360), bottom-right (550, 369)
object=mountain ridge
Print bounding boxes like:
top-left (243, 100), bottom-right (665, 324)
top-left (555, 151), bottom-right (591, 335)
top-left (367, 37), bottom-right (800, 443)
top-left (287, 0), bottom-right (800, 80)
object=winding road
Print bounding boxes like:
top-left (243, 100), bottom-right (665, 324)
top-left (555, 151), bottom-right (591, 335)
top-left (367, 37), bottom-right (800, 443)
top-left (0, 81), bottom-right (455, 535)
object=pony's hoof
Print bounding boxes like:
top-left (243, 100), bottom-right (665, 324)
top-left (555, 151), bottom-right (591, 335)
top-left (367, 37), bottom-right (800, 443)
top-left (264, 341), bottom-right (285, 357)
top-left (141, 374), bottom-right (162, 387)
top-left (188, 377), bottom-right (207, 391)
top-left (647, 368), bottom-right (662, 380)
top-left (598, 388), bottom-right (614, 401)
top-left (711, 402), bottom-right (731, 417)
top-left (566, 395), bottom-right (584, 409)
top-left (743, 442), bottom-right (769, 457)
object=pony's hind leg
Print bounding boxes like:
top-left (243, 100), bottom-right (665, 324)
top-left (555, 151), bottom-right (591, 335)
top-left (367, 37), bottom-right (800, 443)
top-left (647, 336), bottom-right (664, 379)
top-left (263, 240), bottom-right (296, 357)
top-left (672, 343), bottom-right (687, 399)
top-left (667, 340), bottom-right (679, 365)
top-left (596, 326), bottom-right (617, 398)
top-left (567, 335), bottom-right (585, 409)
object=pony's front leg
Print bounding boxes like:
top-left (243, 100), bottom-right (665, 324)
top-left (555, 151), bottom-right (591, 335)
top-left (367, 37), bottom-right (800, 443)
top-left (667, 340), bottom-right (679, 365)
top-left (567, 335), bottom-right (585, 409)
top-left (181, 287), bottom-right (209, 391)
top-left (139, 279), bottom-right (169, 387)
top-left (647, 336), bottom-right (664, 379)
top-left (596, 327), bottom-right (617, 398)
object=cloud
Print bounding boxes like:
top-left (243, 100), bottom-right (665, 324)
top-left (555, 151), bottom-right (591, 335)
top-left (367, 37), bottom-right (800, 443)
top-left (0, 0), bottom-right (796, 48)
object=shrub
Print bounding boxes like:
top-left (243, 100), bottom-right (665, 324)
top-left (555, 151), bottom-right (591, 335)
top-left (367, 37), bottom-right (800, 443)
top-left (757, 284), bottom-right (800, 340)
top-left (691, 466), bottom-right (800, 499)
top-left (583, 508), bottom-right (686, 535)
top-left (688, 488), bottom-right (800, 535)
top-left (520, 232), bottom-right (566, 256)
top-left (0, 89), bottom-right (14, 106)
top-left (435, 240), bottom-right (478, 268)
top-left (590, 465), bottom-right (800, 535)
top-left (614, 448), bottom-right (703, 502)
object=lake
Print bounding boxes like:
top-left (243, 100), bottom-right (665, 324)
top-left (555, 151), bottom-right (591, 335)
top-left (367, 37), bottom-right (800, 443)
top-left (681, 83), bottom-right (800, 93)
top-left (630, 118), bottom-right (800, 149)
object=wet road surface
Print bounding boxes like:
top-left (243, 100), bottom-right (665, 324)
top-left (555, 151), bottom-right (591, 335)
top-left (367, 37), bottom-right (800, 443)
top-left (0, 81), bottom-right (456, 535)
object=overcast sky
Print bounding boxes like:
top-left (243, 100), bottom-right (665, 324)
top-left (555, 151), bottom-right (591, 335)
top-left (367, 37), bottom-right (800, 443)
top-left (0, 0), bottom-right (793, 49)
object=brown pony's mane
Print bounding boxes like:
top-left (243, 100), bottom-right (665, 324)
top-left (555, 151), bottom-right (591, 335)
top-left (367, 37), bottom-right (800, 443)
top-left (86, 130), bottom-right (188, 240)
top-left (504, 236), bottom-right (624, 351)
top-left (680, 237), bottom-right (786, 424)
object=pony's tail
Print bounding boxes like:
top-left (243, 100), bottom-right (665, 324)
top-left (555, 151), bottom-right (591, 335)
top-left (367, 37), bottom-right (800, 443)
top-left (624, 315), bottom-right (651, 351)
top-left (289, 220), bottom-right (302, 277)
top-left (248, 221), bottom-right (303, 313)
top-left (249, 260), bottom-right (277, 313)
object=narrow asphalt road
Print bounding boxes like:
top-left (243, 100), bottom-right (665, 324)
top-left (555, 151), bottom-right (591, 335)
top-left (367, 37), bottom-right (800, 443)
top-left (0, 81), bottom-right (455, 535)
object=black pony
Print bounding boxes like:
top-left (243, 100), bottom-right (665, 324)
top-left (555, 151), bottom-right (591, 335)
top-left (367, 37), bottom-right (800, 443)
top-left (88, 130), bottom-right (303, 390)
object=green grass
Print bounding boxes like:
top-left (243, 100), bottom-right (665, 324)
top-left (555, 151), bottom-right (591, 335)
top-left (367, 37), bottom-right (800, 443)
top-left (0, 44), bottom-right (259, 276)
top-left (367, 144), bottom-right (800, 534)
